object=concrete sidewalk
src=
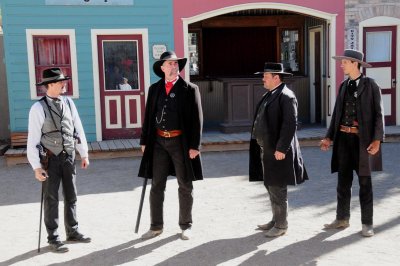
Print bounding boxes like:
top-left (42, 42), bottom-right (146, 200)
top-left (1, 143), bottom-right (400, 265)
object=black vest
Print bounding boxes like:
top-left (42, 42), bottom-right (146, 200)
top-left (155, 86), bottom-right (180, 131)
top-left (340, 80), bottom-right (358, 126)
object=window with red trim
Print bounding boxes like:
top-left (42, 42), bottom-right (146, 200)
top-left (33, 36), bottom-right (73, 96)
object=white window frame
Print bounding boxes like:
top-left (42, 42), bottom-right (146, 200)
top-left (26, 29), bottom-right (79, 99)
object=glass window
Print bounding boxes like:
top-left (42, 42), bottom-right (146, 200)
top-left (188, 32), bottom-right (199, 76)
top-left (33, 36), bottom-right (73, 96)
top-left (280, 29), bottom-right (300, 72)
top-left (103, 40), bottom-right (139, 90)
top-left (366, 31), bottom-right (392, 62)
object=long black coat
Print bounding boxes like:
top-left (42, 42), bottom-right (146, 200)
top-left (138, 77), bottom-right (203, 181)
top-left (249, 84), bottom-right (308, 186)
top-left (326, 77), bottom-right (384, 176)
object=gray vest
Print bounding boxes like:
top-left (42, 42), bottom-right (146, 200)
top-left (39, 97), bottom-right (75, 155)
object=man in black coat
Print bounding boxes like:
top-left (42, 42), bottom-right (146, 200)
top-left (249, 62), bottom-right (308, 237)
top-left (320, 49), bottom-right (384, 237)
top-left (138, 51), bottom-right (203, 240)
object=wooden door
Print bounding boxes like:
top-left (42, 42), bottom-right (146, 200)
top-left (309, 28), bottom-right (323, 124)
top-left (363, 26), bottom-right (397, 125)
top-left (97, 35), bottom-right (145, 139)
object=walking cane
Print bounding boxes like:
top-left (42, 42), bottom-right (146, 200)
top-left (135, 178), bottom-right (148, 233)
top-left (38, 181), bottom-right (44, 253)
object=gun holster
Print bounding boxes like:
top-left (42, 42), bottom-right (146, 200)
top-left (37, 144), bottom-right (50, 170)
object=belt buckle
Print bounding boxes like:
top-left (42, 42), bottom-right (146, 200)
top-left (164, 131), bottom-right (171, 138)
top-left (346, 127), bottom-right (351, 133)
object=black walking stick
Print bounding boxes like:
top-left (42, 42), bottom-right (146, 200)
top-left (36, 144), bottom-right (48, 252)
top-left (38, 181), bottom-right (44, 253)
top-left (135, 178), bottom-right (148, 233)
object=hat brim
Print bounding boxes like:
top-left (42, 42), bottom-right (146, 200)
top-left (254, 71), bottom-right (293, 76)
top-left (153, 58), bottom-right (187, 78)
top-left (332, 55), bottom-right (372, 68)
top-left (36, 76), bottom-right (71, 86)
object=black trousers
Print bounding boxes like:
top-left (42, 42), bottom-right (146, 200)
top-left (44, 151), bottom-right (79, 242)
top-left (336, 132), bottom-right (373, 225)
top-left (266, 185), bottom-right (288, 229)
top-left (150, 136), bottom-right (193, 230)
top-left (257, 142), bottom-right (288, 229)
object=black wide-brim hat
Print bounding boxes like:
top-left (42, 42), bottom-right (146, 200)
top-left (153, 51), bottom-right (187, 78)
top-left (255, 62), bottom-right (293, 76)
top-left (332, 49), bottom-right (372, 68)
top-left (36, 67), bottom-right (71, 86)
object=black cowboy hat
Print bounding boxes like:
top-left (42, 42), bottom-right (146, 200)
top-left (36, 67), bottom-right (71, 86)
top-left (332, 49), bottom-right (372, 68)
top-left (153, 51), bottom-right (187, 78)
top-left (255, 62), bottom-right (293, 76)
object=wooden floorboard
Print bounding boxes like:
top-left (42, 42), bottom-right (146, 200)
top-left (113, 139), bottom-right (126, 150)
top-left (98, 141), bottom-right (109, 151)
top-left (90, 142), bottom-right (102, 152)
top-left (120, 139), bottom-right (134, 149)
top-left (104, 140), bottom-right (117, 151)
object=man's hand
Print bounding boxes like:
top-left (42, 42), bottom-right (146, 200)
top-left (34, 168), bottom-right (48, 182)
top-left (189, 149), bottom-right (200, 159)
top-left (274, 151), bottom-right (285, 160)
top-left (141, 145), bottom-right (145, 153)
top-left (81, 157), bottom-right (90, 169)
top-left (320, 138), bottom-right (331, 151)
top-left (367, 140), bottom-right (380, 155)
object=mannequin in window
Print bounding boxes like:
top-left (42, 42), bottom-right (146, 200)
top-left (119, 77), bottom-right (132, 90)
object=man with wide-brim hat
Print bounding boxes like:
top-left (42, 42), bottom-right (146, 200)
top-left (332, 49), bottom-right (372, 68)
top-left (36, 67), bottom-right (71, 86)
top-left (138, 51), bottom-right (203, 241)
top-left (152, 51), bottom-right (188, 78)
top-left (27, 67), bottom-right (91, 252)
top-left (320, 49), bottom-right (384, 237)
top-left (249, 62), bottom-right (308, 238)
top-left (254, 62), bottom-right (293, 76)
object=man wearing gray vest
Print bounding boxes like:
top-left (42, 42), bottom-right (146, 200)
top-left (27, 68), bottom-right (90, 253)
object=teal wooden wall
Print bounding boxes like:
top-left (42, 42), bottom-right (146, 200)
top-left (0, 0), bottom-right (173, 141)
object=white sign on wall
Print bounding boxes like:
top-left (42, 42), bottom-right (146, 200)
top-left (46, 0), bottom-right (134, 5)
top-left (347, 28), bottom-right (358, 50)
top-left (152, 45), bottom-right (167, 59)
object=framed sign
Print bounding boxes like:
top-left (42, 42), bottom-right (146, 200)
top-left (347, 28), bottom-right (357, 50)
top-left (152, 44), bottom-right (167, 59)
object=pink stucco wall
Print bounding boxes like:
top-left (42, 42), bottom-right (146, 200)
top-left (173, 0), bottom-right (345, 90)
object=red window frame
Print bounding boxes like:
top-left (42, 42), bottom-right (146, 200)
top-left (33, 35), bottom-right (73, 96)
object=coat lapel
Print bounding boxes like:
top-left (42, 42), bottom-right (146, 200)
top-left (357, 77), bottom-right (367, 98)
top-left (336, 80), bottom-right (347, 114)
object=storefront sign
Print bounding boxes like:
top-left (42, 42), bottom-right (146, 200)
top-left (347, 28), bottom-right (357, 50)
top-left (46, 0), bottom-right (134, 5)
top-left (152, 45), bottom-right (167, 59)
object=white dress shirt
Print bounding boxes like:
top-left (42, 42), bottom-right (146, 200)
top-left (27, 96), bottom-right (89, 170)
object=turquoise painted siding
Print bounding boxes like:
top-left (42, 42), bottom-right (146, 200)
top-left (0, 0), bottom-right (173, 141)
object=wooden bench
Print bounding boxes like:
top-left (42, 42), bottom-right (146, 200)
top-left (10, 132), bottom-right (28, 148)
top-left (4, 132), bottom-right (28, 166)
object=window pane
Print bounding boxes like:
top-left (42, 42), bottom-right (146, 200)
top-left (366, 31), bottom-right (391, 62)
top-left (103, 41), bottom-right (139, 91)
top-left (33, 36), bottom-right (72, 96)
top-left (34, 36), bottom-right (70, 65)
top-left (188, 33), bottom-right (199, 75)
top-left (280, 30), bottom-right (299, 72)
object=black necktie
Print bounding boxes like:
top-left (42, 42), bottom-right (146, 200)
top-left (52, 99), bottom-right (62, 113)
top-left (348, 76), bottom-right (361, 97)
top-left (348, 80), bottom-right (357, 95)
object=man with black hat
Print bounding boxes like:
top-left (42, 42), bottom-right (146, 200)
top-left (138, 51), bottom-right (203, 240)
top-left (27, 67), bottom-right (91, 252)
top-left (320, 49), bottom-right (384, 237)
top-left (249, 62), bottom-right (308, 237)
